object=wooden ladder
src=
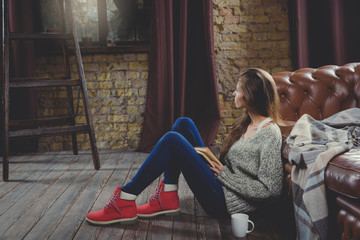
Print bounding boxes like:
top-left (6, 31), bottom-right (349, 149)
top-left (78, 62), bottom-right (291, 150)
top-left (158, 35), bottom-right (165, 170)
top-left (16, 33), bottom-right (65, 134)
top-left (1, 0), bottom-right (100, 181)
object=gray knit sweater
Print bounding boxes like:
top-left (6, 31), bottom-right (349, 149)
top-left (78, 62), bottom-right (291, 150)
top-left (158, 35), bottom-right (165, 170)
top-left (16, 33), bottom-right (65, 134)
top-left (217, 124), bottom-right (283, 214)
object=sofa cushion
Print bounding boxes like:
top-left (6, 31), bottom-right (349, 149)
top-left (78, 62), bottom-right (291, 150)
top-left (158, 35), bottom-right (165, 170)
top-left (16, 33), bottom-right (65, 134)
top-left (325, 149), bottom-right (360, 199)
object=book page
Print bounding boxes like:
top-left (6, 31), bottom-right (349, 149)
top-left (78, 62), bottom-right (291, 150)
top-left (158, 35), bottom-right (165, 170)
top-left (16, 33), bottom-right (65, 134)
top-left (194, 147), bottom-right (223, 167)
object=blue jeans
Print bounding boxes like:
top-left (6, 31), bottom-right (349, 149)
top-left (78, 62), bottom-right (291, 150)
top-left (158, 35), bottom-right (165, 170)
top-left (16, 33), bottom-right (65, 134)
top-left (122, 117), bottom-right (228, 218)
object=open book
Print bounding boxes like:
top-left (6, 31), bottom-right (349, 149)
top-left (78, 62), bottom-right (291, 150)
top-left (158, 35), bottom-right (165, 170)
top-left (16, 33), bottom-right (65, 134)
top-left (194, 147), bottom-right (223, 168)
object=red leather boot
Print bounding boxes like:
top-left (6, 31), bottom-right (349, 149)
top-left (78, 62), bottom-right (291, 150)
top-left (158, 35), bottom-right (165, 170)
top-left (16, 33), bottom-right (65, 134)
top-left (86, 186), bottom-right (137, 225)
top-left (137, 180), bottom-right (180, 218)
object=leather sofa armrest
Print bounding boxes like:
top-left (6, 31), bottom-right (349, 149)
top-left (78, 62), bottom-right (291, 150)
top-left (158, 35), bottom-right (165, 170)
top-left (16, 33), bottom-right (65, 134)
top-left (325, 149), bottom-right (360, 199)
top-left (336, 196), bottom-right (360, 218)
top-left (336, 196), bottom-right (360, 239)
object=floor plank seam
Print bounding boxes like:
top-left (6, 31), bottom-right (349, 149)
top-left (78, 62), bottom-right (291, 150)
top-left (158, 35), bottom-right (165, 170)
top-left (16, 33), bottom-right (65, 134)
top-left (43, 157), bottom-right (105, 240)
top-left (0, 153), bottom-right (75, 238)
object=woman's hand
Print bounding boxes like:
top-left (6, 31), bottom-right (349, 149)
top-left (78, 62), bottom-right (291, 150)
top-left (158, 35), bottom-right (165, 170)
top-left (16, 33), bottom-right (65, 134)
top-left (210, 161), bottom-right (224, 177)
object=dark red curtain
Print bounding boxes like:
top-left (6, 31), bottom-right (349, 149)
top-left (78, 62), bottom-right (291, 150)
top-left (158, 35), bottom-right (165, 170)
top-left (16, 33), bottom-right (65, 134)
top-left (8, 0), bottom-right (41, 153)
top-left (137, 0), bottom-right (220, 152)
top-left (288, 0), bottom-right (360, 68)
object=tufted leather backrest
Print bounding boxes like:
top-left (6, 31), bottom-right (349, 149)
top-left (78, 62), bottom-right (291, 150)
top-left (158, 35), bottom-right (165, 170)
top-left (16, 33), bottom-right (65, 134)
top-left (273, 63), bottom-right (360, 121)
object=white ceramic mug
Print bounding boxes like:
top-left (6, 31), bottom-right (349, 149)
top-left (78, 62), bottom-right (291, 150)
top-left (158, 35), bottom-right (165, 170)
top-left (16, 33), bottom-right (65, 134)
top-left (231, 213), bottom-right (255, 238)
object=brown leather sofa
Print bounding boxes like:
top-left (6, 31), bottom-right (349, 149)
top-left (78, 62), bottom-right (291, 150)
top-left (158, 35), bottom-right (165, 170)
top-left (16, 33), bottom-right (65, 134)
top-left (272, 62), bottom-right (360, 240)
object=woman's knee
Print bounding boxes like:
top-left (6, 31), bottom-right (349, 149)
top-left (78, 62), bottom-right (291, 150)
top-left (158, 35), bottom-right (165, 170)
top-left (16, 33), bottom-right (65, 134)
top-left (174, 117), bottom-right (195, 129)
top-left (160, 131), bottom-right (195, 153)
top-left (162, 131), bottom-right (185, 143)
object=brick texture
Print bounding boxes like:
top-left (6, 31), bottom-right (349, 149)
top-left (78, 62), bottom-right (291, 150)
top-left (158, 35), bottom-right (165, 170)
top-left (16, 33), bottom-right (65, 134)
top-left (36, 53), bottom-right (148, 151)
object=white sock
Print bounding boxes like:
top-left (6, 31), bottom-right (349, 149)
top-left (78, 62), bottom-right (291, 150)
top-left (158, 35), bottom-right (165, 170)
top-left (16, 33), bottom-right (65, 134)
top-left (164, 183), bottom-right (178, 192)
top-left (120, 191), bottom-right (137, 200)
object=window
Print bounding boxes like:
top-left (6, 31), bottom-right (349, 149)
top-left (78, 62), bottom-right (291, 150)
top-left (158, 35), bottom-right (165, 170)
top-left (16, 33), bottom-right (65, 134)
top-left (40, 0), bottom-right (151, 51)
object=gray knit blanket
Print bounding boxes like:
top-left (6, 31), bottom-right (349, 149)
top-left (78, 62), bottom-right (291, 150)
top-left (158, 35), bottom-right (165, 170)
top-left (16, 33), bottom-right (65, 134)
top-left (286, 108), bottom-right (360, 240)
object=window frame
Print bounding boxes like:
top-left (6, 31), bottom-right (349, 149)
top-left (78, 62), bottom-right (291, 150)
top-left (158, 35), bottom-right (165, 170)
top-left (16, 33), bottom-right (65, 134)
top-left (78, 0), bottom-right (150, 53)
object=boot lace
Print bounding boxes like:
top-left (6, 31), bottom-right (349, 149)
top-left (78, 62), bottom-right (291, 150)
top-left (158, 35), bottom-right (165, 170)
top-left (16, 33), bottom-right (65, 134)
top-left (149, 182), bottom-right (164, 202)
top-left (105, 190), bottom-right (120, 209)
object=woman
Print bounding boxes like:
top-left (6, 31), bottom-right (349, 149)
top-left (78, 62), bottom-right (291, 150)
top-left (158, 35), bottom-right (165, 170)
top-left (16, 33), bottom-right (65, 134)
top-left (86, 68), bottom-right (284, 225)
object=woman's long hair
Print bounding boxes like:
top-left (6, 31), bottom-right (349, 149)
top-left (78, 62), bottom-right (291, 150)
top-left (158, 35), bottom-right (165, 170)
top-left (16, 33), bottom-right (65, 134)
top-left (219, 68), bottom-right (282, 161)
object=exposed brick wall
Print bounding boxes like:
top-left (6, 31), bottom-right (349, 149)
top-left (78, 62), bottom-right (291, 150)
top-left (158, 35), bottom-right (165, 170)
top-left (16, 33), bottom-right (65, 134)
top-left (36, 53), bottom-right (148, 151)
top-left (35, 0), bottom-right (293, 151)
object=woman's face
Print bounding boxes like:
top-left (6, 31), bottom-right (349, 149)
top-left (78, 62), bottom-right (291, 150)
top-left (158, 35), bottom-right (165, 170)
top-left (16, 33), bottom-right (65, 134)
top-left (233, 80), bottom-right (246, 109)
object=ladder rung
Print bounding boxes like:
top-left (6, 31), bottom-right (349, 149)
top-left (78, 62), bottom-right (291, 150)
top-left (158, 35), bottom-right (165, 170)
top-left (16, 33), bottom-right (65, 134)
top-left (9, 125), bottom-right (89, 138)
top-left (10, 117), bottom-right (74, 128)
top-left (9, 32), bottom-right (73, 40)
top-left (10, 79), bottom-right (81, 88)
top-left (11, 76), bottom-right (68, 81)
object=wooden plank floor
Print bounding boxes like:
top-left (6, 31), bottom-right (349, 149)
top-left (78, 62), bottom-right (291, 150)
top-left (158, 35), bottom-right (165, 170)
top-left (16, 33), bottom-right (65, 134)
top-left (0, 151), bottom-right (294, 240)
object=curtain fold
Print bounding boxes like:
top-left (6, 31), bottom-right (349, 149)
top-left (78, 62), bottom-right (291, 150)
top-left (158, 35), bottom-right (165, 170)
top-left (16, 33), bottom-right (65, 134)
top-left (288, 0), bottom-right (360, 68)
top-left (137, 0), bottom-right (220, 152)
